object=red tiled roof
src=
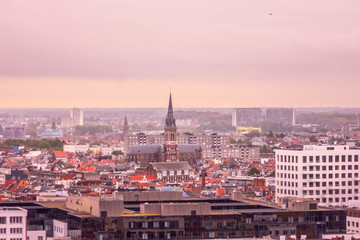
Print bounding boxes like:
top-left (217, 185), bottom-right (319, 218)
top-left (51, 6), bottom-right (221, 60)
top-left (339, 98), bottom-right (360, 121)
top-left (53, 151), bottom-right (67, 158)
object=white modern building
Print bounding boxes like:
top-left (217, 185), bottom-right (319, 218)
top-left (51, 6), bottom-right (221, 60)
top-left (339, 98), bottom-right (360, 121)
top-left (347, 201), bottom-right (360, 234)
top-left (70, 108), bottom-right (83, 126)
top-left (275, 145), bottom-right (360, 207)
top-left (63, 144), bottom-right (90, 153)
top-left (53, 219), bottom-right (81, 239)
top-left (0, 207), bottom-right (27, 240)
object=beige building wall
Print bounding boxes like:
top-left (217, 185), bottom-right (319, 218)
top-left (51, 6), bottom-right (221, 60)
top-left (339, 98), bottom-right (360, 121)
top-left (66, 196), bottom-right (124, 217)
top-left (116, 191), bottom-right (183, 202)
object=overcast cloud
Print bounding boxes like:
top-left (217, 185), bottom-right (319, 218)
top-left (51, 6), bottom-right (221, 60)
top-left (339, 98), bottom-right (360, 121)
top-left (0, 1), bottom-right (359, 107)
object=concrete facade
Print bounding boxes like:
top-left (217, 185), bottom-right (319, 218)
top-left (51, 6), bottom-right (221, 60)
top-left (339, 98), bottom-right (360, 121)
top-left (275, 145), bottom-right (360, 207)
top-left (66, 196), bottom-right (123, 217)
top-left (0, 207), bottom-right (27, 240)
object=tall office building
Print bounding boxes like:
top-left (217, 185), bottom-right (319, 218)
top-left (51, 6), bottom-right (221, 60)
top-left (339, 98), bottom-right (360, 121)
top-left (232, 108), bottom-right (262, 127)
top-left (275, 145), bottom-right (360, 207)
top-left (70, 108), bottom-right (84, 126)
top-left (266, 108), bottom-right (295, 126)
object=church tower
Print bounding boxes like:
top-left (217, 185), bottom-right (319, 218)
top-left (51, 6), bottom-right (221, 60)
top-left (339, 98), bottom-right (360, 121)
top-left (164, 93), bottom-right (179, 161)
top-left (123, 116), bottom-right (130, 156)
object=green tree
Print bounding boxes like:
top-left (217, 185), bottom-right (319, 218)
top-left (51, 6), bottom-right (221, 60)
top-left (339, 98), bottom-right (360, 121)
top-left (112, 150), bottom-right (124, 156)
top-left (260, 145), bottom-right (272, 154)
top-left (269, 171), bottom-right (275, 177)
top-left (229, 138), bottom-right (237, 144)
top-left (246, 130), bottom-right (261, 138)
top-left (309, 135), bottom-right (318, 143)
top-left (267, 131), bottom-right (274, 138)
top-left (248, 167), bottom-right (260, 176)
top-left (39, 140), bottom-right (51, 149)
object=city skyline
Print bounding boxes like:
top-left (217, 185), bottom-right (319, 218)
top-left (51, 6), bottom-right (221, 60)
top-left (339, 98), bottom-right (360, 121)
top-left (1, 1), bottom-right (359, 108)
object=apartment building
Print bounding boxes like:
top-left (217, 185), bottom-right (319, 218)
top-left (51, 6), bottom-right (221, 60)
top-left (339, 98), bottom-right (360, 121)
top-left (275, 145), bottom-right (360, 207)
top-left (0, 207), bottom-right (27, 240)
top-left (266, 108), bottom-right (295, 126)
top-left (232, 108), bottom-right (263, 127)
top-left (202, 145), bottom-right (260, 160)
top-left (70, 108), bottom-right (83, 126)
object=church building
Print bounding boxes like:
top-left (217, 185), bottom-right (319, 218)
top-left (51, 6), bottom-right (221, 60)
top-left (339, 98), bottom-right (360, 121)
top-left (126, 94), bottom-right (202, 166)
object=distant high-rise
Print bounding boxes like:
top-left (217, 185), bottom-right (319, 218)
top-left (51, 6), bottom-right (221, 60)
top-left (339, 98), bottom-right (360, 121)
top-left (70, 108), bottom-right (84, 126)
top-left (123, 116), bottom-right (130, 156)
top-left (266, 108), bottom-right (295, 126)
top-left (232, 108), bottom-right (262, 127)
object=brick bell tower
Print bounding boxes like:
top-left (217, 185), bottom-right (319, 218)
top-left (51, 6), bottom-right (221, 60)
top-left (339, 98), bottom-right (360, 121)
top-left (164, 93), bottom-right (179, 161)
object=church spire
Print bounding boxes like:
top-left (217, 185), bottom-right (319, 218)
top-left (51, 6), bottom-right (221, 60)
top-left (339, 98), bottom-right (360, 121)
top-left (165, 93), bottom-right (176, 129)
top-left (123, 116), bottom-right (129, 131)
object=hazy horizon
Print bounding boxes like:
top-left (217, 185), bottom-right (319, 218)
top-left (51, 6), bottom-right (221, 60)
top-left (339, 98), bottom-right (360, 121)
top-left (1, 1), bottom-right (359, 108)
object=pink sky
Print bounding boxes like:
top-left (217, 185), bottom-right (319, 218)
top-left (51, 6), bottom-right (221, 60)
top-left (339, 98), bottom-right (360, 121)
top-left (0, 1), bottom-right (359, 108)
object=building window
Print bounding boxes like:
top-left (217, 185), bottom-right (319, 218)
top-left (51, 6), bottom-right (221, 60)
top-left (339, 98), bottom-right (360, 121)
top-left (303, 156), bottom-right (307, 163)
top-left (10, 217), bottom-right (22, 224)
top-left (0, 217), bottom-right (5, 224)
top-left (10, 228), bottom-right (22, 233)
